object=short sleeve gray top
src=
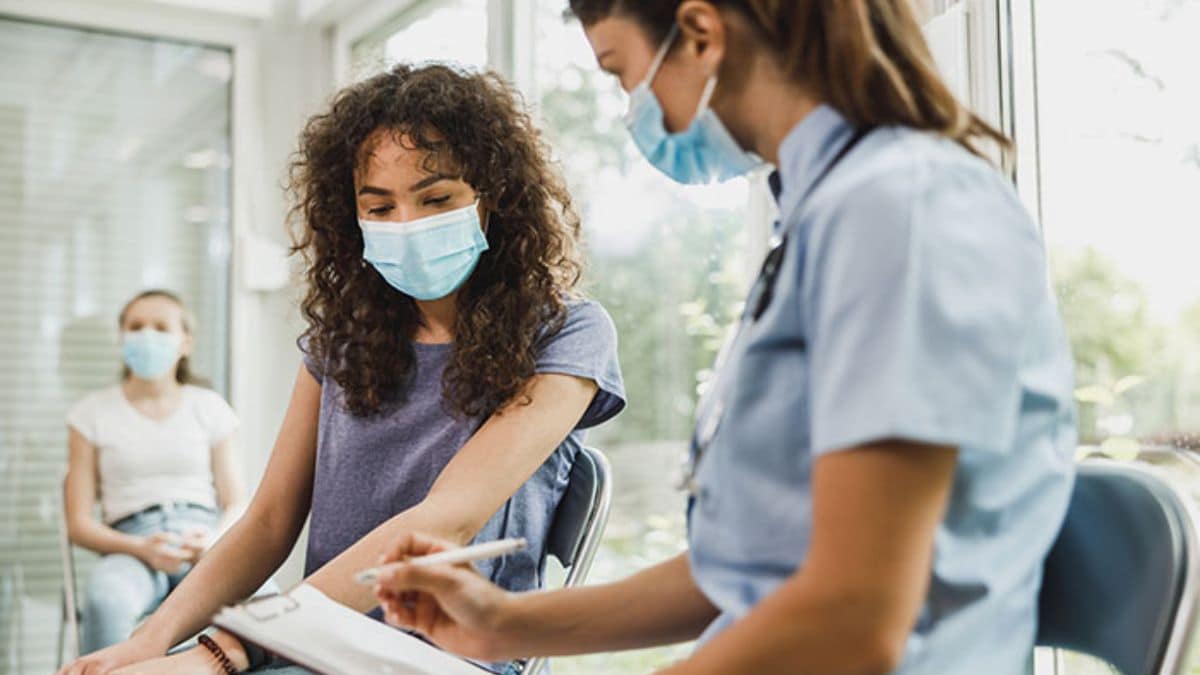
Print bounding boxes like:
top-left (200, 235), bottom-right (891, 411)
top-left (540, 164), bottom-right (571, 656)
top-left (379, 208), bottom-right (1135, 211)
top-left (299, 299), bottom-right (625, 599)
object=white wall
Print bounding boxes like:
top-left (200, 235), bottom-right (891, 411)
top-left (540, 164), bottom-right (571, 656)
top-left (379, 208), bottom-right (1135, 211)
top-left (237, 0), bottom-right (336, 587)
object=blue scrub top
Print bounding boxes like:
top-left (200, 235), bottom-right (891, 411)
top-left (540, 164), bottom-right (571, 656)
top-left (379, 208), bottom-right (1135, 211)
top-left (686, 105), bottom-right (1077, 673)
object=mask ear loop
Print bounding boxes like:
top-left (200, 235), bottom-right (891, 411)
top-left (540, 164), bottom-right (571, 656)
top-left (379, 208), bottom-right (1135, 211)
top-left (642, 24), bottom-right (716, 128)
top-left (695, 75), bottom-right (718, 118)
top-left (478, 200), bottom-right (491, 234)
top-left (641, 24), bottom-right (680, 89)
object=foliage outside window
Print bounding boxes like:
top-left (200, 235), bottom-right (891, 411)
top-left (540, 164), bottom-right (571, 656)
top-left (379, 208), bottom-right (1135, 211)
top-left (1037, 0), bottom-right (1200, 671)
top-left (532, 3), bottom-right (753, 671)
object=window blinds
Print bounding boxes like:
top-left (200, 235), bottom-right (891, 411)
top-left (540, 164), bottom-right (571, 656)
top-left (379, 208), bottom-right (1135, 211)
top-left (0, 18), bottom-right (232, 672)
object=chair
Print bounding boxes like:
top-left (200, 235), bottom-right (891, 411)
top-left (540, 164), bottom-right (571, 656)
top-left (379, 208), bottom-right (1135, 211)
top-left (1037, 461), bottom-right (1200, 675)
top-left (517, 446), bottom-right (613, 675)
top-left (57, 474), bottom-right (81, 667)
top-left (54, 479), bottom-right (273, 666)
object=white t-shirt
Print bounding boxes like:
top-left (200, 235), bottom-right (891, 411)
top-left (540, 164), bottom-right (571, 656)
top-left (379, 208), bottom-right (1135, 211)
top-left (67, 384), bottom-right (239, 524)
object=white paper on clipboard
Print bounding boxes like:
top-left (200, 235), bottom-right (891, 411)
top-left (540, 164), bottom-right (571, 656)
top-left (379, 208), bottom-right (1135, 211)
top-left (213, 584), bottom-right (488, 675)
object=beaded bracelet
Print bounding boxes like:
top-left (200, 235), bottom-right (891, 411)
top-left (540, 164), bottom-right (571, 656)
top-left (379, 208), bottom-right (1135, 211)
top-left (198, 633), bottom-right (239, 675)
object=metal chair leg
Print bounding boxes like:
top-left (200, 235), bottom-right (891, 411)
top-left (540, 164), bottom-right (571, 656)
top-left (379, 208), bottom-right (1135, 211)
top-left (57, 590), bottom-right (66, 669)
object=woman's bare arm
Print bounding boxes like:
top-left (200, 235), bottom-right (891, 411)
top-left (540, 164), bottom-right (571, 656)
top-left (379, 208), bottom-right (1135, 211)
top-left (371, 541), bottom-right (718, 660)
top-left (510, 552), bottom-right (719, 655)
top-left (130, 365), bottom-right (322, 652)
top-left (208, 432), bottom-right (248, 537)
top-left (373, 443), bottom-right (954, 670)
top-left (304, 372), bottom-right (599, 610)
top-left (64, 430), bottom-right (146, 557)
top-left (659, 441), bottom-right (958, 675)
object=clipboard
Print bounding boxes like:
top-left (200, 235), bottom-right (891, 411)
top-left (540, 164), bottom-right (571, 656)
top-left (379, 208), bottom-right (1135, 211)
top-left (213, 584), bottom-right (490, 675)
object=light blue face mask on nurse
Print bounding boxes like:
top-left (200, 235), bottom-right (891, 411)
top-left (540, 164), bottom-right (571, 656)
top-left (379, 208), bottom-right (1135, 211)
top-left (624, 25), bottom-right (763, 184)
top-left (359, 201), bottom-right (490, 301)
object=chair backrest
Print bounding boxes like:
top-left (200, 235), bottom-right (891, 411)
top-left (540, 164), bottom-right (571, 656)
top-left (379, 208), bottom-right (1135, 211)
top-left (522, 447), bottom-right (612, 675)
top-left (544, 446), bottom-right (612, 586)
top-left (1037, 461), bottom-right (1200, 675)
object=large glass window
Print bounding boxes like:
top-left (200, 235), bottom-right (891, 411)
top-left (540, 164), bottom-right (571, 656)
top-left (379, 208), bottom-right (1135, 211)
top-left (532, 4), bottom-right (754, 672)
top-left (350, 0), bottom-right (489, 81)
top-left (0, 19), bottom-right (232, 672)
top-left (1038, 1), bottom-right (1200, 460)
top-left (1035, 0), bottom-right (1200, 670)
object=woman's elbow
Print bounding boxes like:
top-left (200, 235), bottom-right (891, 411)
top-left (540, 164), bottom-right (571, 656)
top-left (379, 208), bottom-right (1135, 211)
top-left (64, 519), bottom-right (81, 544)
top-left (64, 513), bottom-right (93, 545)
top-left (431, 512), bottom-right (484, 547)
top-left (408, 498), bottom-right (485, 547)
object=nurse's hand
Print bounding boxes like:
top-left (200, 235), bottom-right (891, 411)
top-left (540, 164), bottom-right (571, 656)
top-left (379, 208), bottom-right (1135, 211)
top-left (374, 532), bottom-right (524, 661)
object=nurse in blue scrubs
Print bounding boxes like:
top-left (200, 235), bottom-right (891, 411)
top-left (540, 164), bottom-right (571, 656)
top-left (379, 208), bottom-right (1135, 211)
top-left (372, 2), bottom-right (1077, 673)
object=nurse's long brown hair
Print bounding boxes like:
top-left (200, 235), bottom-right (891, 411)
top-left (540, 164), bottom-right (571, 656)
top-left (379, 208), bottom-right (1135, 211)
top-left (569, 0), bottom-right (1011, 160)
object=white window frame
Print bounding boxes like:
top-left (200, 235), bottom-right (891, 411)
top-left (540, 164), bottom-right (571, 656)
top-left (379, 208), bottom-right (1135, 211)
top-left (925, 0), bottom-right (1041, 218)
top-left (1005, 0), bottom-right (1042, 224)
top-left (328, 0), bottom-right (530, 88)
top-left (328, 0), bottom-right (772, 284)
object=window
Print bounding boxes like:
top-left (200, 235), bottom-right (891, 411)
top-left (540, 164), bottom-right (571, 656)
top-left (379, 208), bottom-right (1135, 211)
top-left (531, 4), bottom-right (755, 671)
top-left (1038, 0), bottom-right (1200, 459)
top-left (0, 19), bottom-right (233, 671)
top-left (1034, 0), bottom-right (1200, 670)
top-left (349, 0), bottom-right (489, 81)
top-left (337, 4), bottom-right (762, 668)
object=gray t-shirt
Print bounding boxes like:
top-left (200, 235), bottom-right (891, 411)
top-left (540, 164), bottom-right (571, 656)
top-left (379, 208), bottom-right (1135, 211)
top-left (299, 300), bottom-right (625, 596)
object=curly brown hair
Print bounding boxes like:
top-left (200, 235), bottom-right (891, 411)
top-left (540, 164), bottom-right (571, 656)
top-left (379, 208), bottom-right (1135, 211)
top-left (289, 63), bottom-right (583, 418)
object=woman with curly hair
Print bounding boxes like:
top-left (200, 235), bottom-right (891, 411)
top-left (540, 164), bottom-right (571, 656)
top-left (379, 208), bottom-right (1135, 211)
top-left (59, 63), bottom-right (625, 675)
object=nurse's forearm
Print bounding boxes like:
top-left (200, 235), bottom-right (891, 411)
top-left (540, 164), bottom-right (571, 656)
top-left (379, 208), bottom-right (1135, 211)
top-left (659, 443), bottom-right (957, 675)
top-left (656, 569), bottom-right (907, 675)
top-left (505, 553), bottom-right (719, 656)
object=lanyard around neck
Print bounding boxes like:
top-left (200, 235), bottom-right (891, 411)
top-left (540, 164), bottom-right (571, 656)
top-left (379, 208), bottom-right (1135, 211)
top-left (750, 126), bottom-right (875, 322)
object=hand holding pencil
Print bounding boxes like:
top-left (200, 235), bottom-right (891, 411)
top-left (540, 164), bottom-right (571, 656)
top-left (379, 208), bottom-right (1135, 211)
top-left (371, 533), bottom-right (529, 662)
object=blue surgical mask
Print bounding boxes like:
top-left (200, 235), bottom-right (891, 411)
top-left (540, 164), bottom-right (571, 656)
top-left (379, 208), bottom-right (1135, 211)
top-left (624, 25), bottom-right (763, 184)
top-left (122, 329), bottom-right (182, 380)
top-left (360, 201), bottom-right (489, 301)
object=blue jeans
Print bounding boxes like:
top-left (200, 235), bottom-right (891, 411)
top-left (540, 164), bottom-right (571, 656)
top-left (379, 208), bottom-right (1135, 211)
top-left (81, 503), bottom-right (218, 654)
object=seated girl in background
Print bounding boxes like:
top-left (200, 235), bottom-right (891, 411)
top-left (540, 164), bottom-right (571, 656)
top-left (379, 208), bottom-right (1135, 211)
top-left (65, 289), bottom-right (248, 654)
top-left (60, 62), bottom-right (625, 675)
